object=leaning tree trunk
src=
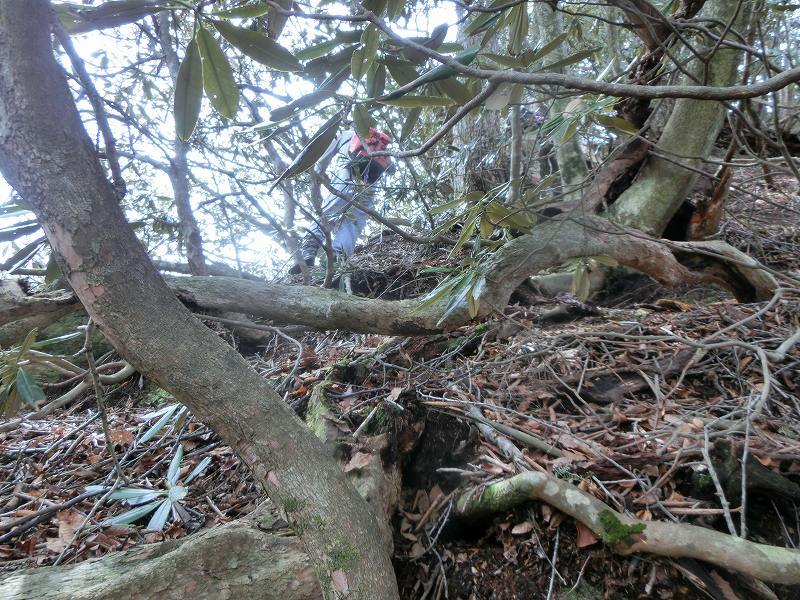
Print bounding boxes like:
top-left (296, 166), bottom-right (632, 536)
top-left (607, 0), bottom-right (752, 235)
top-left (0, 2), bottom-right (398, 598)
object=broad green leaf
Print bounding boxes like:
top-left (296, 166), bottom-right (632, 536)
top-left (185, 456), bottom-right (212, 484)
top-left (360, 25), bottom-right (380, 74)
top-left (213, 1), bottom-right (270, 18)
top-left (267, 0), bottom-right (291, 38)
top-left (107, 487), bottom-right (163, 501)
top-left (361, 0), bottom-right (387, 17)
top-left (295, 39), bottom-right (339, 61)
top-left (146, 499), bottom-right (172, 531)
top-left (379, 95), bottom-right (454, 108)
top-left (167, 444), bottom-right (184, 486)
top-left (572, 263), bottom-right (591, 301)
top-left (439, 270), bottom-right (475, 324)
top-left (382, 57), bottom-right (419, 86)
top-left (272, 114), bottom-right (342, 188)
top-left (366, 64), bottom-right (386, 98)
top-left (196, 26), bottom-right (239, 119)
top-left (353, 104), bottom-right (376, 141)
top-left (435, 78), bottom-right (474, 105)
top-left (593, 114), bottom-right (639, 134)
top-left (15, 367), bottom-right (45, 406)
top-left (351, 48), bottom-right (367, 82)
top-left (400, 106), bottom-right (421, 141)
top-left (464, 0), bottom-right (507, 36)
top-left (539, 48), bottom-right (599, 72)
top-left (387, 0), bottom-right (404, 20)
top-left (42, 252), bottom-right (61, 285)
top-left (174, 36), bottom-right (203, 141)
top-left (450, 217), bottom-right (477, 257)
top-left (213, 21), bottom-right (301, 71)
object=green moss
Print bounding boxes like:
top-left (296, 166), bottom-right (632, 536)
top-left (282, 495), bottom-right (306, 514)
top-left (599, 510), bottom-right (645, 546)
top-left (327, 538), bottom-right (359, 572)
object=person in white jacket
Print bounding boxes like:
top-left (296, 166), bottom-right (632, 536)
top-left (289, 128), bottom-right (393, 274)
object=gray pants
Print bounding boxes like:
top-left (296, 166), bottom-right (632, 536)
top-left (301, 185), bottom-right (373, 263)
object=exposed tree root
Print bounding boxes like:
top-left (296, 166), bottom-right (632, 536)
top-left (0, 217), bottom-right (778, 339)
top-left (0, 507), bottom-right (322, 600)
top-left (455, 471), bottom-right (800, 585)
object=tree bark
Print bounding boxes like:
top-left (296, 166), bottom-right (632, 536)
top-left (0, 3), bottom-right (398, 598)
top-left (607, 0), bottom-right (751, 235)
top-left (530, 2), bottom-right (590, 200)
top-left (0, 511), bottom-right (322, 600)
top-left (155, 12), bottom-right (208, 277)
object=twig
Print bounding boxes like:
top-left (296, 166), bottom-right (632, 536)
top-left (701, 426), bottom-right (737, 537)
top-left (83, 321), bottom-right (127, 483)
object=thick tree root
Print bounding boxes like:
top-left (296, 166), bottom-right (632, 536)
top-left (0, 509), bottom-right (321, 600)
top-left (456, 471), bottom-right (800, 585)
top-left (1, 217), bottom-right (778, 339)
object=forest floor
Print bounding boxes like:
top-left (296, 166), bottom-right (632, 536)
top-left (1, 170), bottom-right (800, 599)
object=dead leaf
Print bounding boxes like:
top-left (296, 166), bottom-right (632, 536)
top-left (343, 452), bottom-right (373, 473)
top-left (575, 522), bottom-right (598, 547)
top-left (108, 428), bottom-right (133, 446)
top-left (331, 569), bottom-right (349, 594)
top-left (511, 521), bottom-right (533, 535)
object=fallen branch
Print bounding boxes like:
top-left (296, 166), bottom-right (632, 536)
top-left (456, 471), bottom-right (800, 585)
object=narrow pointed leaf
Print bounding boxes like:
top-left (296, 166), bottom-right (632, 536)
top-left (528, 32), bottom-right (569, 64)
top-left (538, 48), bottom-right (599, 72)
top-left (272, 114), bottom-right (342, 188)
top-left (213, 20), bottom-right (301, 71)
top-left (14, 368), bottom-right (45, 406)
top-left (184, 456), bottom-right (212, 484)
top-left (167, 444), bottom-right (184, 486)
top-left (379, 95), bottom-right (454, 108)
top-left (196, 26), bottom-right (239, 119)
top-left (146, 499), bottom-right (172, 531)
top-left (213, 2), bottom-right (270, 18)
top-left (107, 500), bottom-right (161, 526)
top-left (174, 36), bottom-right (203, 141)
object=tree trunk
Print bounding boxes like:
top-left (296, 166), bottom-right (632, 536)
top-left (607, 0), bottom-right (751, 235)
top-left (156, 12), bottom-right (208, 277)
top-left (0, 3), bottom-right (398, 597)
top-left (530, 2), bottom-right (589, 200)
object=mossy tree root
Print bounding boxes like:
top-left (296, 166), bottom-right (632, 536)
top-left (456, 471), bottom-right (800, 585)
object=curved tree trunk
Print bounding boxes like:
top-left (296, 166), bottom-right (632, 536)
top-left (607, 0), bottom-right (752, 235)
top-left (0, 3), bottom-right (398, 598)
